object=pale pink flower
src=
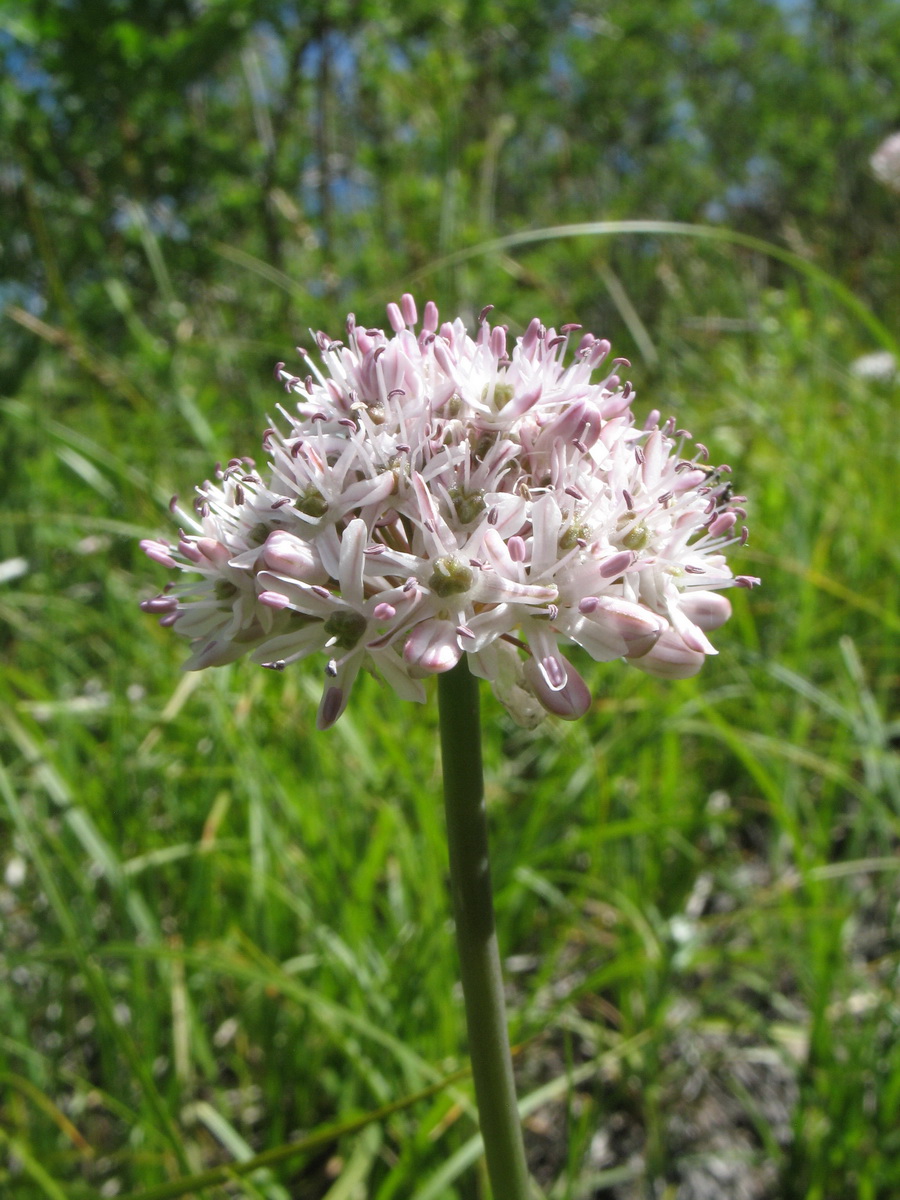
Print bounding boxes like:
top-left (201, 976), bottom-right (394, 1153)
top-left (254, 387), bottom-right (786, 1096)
top-left (871, 132), bottom-right (900, 194)
top-left (141, 297), bottom-right (757, 726)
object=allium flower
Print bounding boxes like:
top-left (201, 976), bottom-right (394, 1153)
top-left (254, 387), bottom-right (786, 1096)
top-left (871, 132), bottom-right (900, 194)
top-left (141, 296), bottom-right (757, 729)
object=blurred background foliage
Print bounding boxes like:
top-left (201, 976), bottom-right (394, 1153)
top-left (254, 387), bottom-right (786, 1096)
top-left (1, 2), bottom-right (900, 1198)
top-left (3, 0), bottom-right (900, 392)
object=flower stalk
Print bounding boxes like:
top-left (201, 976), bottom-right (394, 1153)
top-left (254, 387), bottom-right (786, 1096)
top-left (438, 658), bottom-right (532, 1200)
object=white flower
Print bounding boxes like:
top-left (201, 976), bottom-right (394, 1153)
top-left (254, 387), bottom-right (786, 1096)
top-left (871, 132), bottom-right (900, 194)
top-left (142, 296), bottom-right (757, 727)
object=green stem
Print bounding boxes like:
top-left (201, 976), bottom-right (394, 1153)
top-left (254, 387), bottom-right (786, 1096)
top-left (438, 658), bottom-right (532, 1200)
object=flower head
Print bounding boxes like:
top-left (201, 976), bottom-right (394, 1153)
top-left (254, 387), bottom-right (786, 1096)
top-left (141, 297), bottom-right (757, 728)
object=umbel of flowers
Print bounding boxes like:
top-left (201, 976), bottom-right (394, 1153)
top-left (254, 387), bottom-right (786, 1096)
top-left (142, 296), bottom-right (758, 728)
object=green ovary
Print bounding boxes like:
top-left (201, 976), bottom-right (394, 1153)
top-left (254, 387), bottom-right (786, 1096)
top-left (428, 555), bottom-right (474, 598)
top-left (449, 485), bottom-right (486, 525)
top-left (559, 520), bottom-right (592, 550)
top-left (323, 610), bottom-right (367, 650)
top-left (622, 522), bottom-right (651, 551)
top-left (296, 486), bottom-right (328, 518)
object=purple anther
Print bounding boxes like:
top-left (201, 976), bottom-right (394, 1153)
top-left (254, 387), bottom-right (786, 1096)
top-left (168, 494), bottom-right (179, 512)
top-left (565, 485), bottom-right (583, 500)
top-left (612, 357), bottom-right (631, 368)
top-left (159, 612), bottom-right (179, 627)
top-left (657, 491), bottom-right (673, 507)
top-left (675, 429), bottom-right (692, 439)
top-left (364, 544), bottom-right (386, 556)
top-left (578, 596), bottom-right (600, 614)
top-left (546, 335), bottom-right (566, 351)
top-left (140, 596), bottom-right (178, 614)
top-left (740, 526), bottom-right (749, 546)
top-left (735, 575), bottom-right (761, 588)
top-left (311, 585), bottom-right (331, 599)
top-left (487, 507), bottom-right (499, 526)
top-left (456, 624), bottom-right (475, 640)
top-left (622, 489), bottom-right (634, 510)
top-left (547, 604), bottom-right (559, 621)
top-left (684, 564), bottom-right (705, 574)
top-left (305, 376), bottom-right (314, 394)
top-left (479, 304), bottom-right (495, 324)
top-left (634, 447), bottom-right (645, 465)
top-left (560, 323), bottom-right (582, 333)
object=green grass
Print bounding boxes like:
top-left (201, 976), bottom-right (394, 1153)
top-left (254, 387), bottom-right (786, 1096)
top-left (1, 255), bottom-right (899, 1199)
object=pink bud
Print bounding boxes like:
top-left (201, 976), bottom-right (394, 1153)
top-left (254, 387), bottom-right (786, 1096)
top-left (632, 629), bottom-right (705, 679)
top-left (263, 531), bottom-right (328, 583)
top-left (403, 619), bottom-right (462, 674)
top-left (680, 590), bottom-right (732, 631)
top-left (524, 656), bottom-right (591, 720)
top-left (401, 294), bottom-right (418, 326)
